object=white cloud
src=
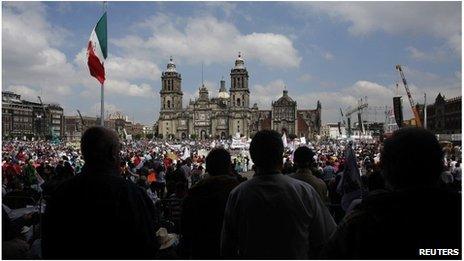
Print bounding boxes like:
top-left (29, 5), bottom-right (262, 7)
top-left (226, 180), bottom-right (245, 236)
top-left (323, 52), bottom-right (334, 61)
top-left (307, 2), bottom-right (461, 54)
top-left (5, 85), bottom-right (41, 101)
top-left (90, 102), bottom-right (122, 117)
top-left (406, 46), bottom-right (447, 62)
top-left (103, 80), bottom-right (154, 97)
top-left (250, 79), bottom-right (287, 109)
top-left (114, 14), bottom-right (301, 68)
top-left (105, 57), bottom-right (161, 81)
top-left (298, 73), bottom-right (313, 83)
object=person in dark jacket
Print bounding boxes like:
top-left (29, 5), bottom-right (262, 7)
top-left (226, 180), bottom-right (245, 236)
top-left (323, 128), bottom-right (462, 259)
top-left (181, 148), bottom-right (239, 259)
top-left (42, 126), bottom-right (159, 259)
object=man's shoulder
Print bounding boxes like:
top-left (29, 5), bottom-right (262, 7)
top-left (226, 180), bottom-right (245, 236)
top-left (232, 173), bottom-right (317, 195)
top-left (188, 175), bottom-right (239, 196)
top-left (52, 171), bottom-right (141, 198)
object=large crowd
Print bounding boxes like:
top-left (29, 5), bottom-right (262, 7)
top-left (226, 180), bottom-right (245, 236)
top-left (2, 127), bottom-right (462, 259)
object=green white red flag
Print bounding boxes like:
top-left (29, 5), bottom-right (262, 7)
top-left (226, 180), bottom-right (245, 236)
top-left (87, 12), bottom-right (107, 85)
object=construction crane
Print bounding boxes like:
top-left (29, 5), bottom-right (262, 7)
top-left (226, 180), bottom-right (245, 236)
top-left (37, 96), bottom-right (52, 139)
top-left (76, 109), bottom-right (86, 127)
top-left (339, 107), bottom-right (346, 125)
top-left (395, 64), bottom-right (422, 128)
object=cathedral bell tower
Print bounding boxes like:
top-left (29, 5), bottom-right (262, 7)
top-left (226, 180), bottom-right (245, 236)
top-left (228, 52), bottom-right (251, 137)
top-left (160, 56), bottom-right (183, 111)
top-left (229, 52), bottom-right (250, 108)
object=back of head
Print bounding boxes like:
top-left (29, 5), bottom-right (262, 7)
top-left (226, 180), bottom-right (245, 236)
top-left (206, 148), bottom-right (231, 176)
top-left (381, 127), bottom-right (443, 189)
top-left (293, 146), bottom-right (315, 169)
top-left (250, 130), bottom-right (283, 172)
top-left (81, 126), bottom-right (121, 173)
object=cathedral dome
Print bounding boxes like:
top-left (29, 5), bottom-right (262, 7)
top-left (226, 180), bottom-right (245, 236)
top-left (218, 76), bottom-right (229, 99)
top-left (218, 91), bottom-right (230, 99)
top-left (275, 89), bottom-right (296, 106)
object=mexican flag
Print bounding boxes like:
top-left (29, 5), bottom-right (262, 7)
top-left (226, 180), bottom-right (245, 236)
top-left (87, 12), bottom-right (107, 85)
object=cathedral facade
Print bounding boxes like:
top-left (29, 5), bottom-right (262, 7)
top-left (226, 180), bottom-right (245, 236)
top-left (157, 53), bottom-right (321, 140)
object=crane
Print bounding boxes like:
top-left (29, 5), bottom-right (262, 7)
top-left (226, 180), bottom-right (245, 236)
top-left (76, 109), bottom-right (86, 127)
top-left (395, 65), bottom-right (422, 128)
top-left (37, 96), bottom-right (52, 139)
top-left (339, 107), bottom-right (346, 125)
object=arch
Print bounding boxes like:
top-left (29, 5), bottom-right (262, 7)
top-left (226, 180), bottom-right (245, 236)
top-left (200, 130), bottom-right (207, 140)
top-left (220, 131), bottom-right (226, 139)
top-left (181, 132), bottom-right (186, 139)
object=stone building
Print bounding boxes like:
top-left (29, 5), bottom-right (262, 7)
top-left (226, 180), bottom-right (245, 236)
top-left (156, 53), bottom-right (321, 140)
top-left (2, 91), bottom-right (64, 139)
top-left (249, 91), bottom-right (322, 138)
top-left (271, 89), bottom-right (297, 135)
top-left (63, 111), bottom-right (145, 141)
top-left (426, 93), bottom-right (461, 135)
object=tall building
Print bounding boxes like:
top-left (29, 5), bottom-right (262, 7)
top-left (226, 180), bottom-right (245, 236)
top-left (426, 93), bottom-right (461, 135)
top-left (156, 53), bottom-right (321, 140)
top-left (2, 91), bottom-right (64, 139)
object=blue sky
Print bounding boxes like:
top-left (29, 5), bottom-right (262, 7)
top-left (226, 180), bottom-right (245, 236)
top-left (3, 1), bottom-right (461, 124)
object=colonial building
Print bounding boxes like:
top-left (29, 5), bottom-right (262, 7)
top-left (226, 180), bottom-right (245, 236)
top-left (426, 93), bottom-right (461, 135)
top-left (63, 111), bottom-right (144, 141)
top-left (2, 91), bottom-right (64, 139)
top-left (249, 91), bottom-right (322, 138)
top-left (157, 53), bottom-right (321, 140)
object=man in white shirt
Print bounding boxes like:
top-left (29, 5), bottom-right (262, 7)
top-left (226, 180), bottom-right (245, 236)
top-left (221, 130), bottom-right (336, 259)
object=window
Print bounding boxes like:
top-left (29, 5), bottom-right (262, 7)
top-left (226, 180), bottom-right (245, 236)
top-left (237, 98), bottom-right (241, 107)
top-left (167, 100), bottom-right (171, 108)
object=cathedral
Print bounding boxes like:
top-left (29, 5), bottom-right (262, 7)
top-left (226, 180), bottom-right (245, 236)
top-left (156, 53), bottom-right (321, 140)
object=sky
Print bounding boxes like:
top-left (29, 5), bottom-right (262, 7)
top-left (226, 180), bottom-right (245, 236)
top-left (2, 1), bottom-right (462, 125)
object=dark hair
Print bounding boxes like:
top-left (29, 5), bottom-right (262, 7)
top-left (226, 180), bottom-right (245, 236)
top-left (81, 126), bottom-right (121, 172)
top-left (250, 130), bottom-right (283, 171)
top-left (206, 148), bottom-right (231, 176)
top-left (293, 146), bottom-right (315, 168)
top-left (381, 127), bottom-right (443, 189)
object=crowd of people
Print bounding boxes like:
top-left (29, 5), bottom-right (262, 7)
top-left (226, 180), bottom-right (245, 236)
top-left (2, 126), bottom-right (461, 259)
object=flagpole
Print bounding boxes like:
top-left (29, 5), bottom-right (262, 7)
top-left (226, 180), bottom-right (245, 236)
top-left (101, 83), bottom-right (104, 126)
top-left (101, 1), bottom-right (106, 127)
